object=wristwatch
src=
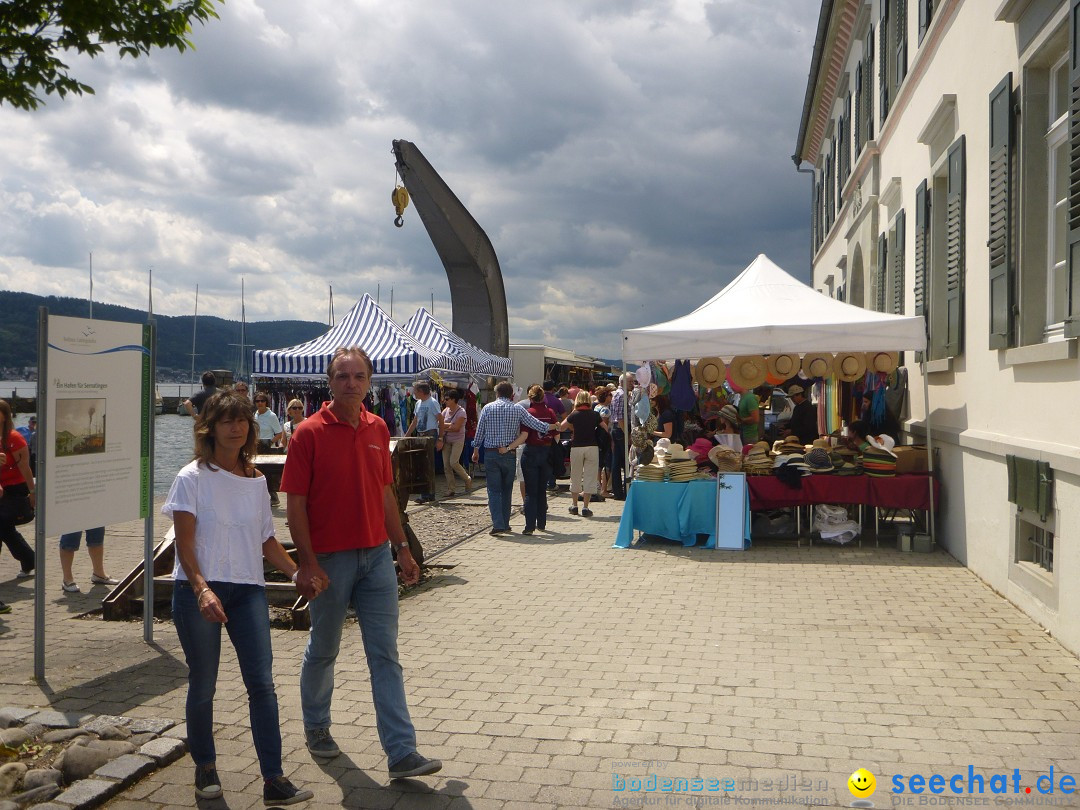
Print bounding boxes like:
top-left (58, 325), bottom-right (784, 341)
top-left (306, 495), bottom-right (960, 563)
top-left (392, 541), bottom-right (409, 552)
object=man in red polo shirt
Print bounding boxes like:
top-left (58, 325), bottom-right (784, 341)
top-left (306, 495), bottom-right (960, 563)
top-left (281, 346), bottom-right (442, 781)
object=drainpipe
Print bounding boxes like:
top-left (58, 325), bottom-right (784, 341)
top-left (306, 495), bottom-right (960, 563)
top-left (792, 156), bottom-right (816, 267)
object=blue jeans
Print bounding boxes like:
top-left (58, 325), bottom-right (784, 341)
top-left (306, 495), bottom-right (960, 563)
top-left (300, 544), bottom-right (416, 764)
top-left (610, 427), bottom-right (626, 499)
top-left (173, 581), bottom-right (282, 779)
top-left (520, 445), bottom-right (550, 531)
top-left (483, 449), bottom-right (517, 531)
top-left (59, 527), bottom-right (105, 550)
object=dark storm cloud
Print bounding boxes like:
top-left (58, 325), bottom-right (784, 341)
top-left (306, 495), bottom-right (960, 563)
top-left (0, 0), bottom-right (820, 358)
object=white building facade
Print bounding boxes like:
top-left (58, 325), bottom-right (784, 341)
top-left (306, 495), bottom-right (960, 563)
top-left (795, 0), bottom-right (1080, 654)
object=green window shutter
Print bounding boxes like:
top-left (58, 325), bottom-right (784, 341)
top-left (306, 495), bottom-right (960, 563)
top-left (988, 73), bottom-right (1015, 349)
top-left (855, 64), bottom-right (863, 158)
top-left (915, 179), bottom-right (930, 361)
top-left (843, 93), bottom-right (852, 183)
top-left (877, 232), bottom-right (889, 312)
top-left (879, 1), bottom-right (890, 124)
top-left (1008, 455), bottom-right (1054, 522)
top-left (865, 27), bottom-right (875, 142)
top-left (896, 0), bottom-right (908, 86)
top-left (945, 136), bottom-right (966, 357)
top-left (918, 0), bottom-right (933, 43)
top-left (1066, 0), bottom-right (1080, 337)
top-left (893, 209), bottom-right (906, 314)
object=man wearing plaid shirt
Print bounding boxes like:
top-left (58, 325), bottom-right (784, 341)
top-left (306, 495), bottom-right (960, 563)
top-left (471, 381), bottom-right (554, 535)
top-left (609, 373), bottom-right (632, 501)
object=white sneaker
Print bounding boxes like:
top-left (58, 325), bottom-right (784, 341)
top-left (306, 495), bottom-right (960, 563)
top-left (62, 581), bottom-right (81, 594)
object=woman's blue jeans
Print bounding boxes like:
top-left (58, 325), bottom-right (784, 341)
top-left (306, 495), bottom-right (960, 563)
top-left (521, 445), bottom-right (551, 531)
top-left (173, 581), bottom-right (282, 779)
top-left (300, 543), bottom-right (417, 764)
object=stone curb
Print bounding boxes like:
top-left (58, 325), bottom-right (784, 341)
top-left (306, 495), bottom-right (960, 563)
top-left (0, 708), bottom-right (186, 810)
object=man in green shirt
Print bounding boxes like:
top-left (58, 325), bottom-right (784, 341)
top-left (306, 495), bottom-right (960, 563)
top-left (738, 384), bottom-right (771, 444)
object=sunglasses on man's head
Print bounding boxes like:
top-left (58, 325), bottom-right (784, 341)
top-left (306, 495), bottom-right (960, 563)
top-left (255, 399), bottom-right (268, 404)
top-left (289, 406), bottom-right (303, 410)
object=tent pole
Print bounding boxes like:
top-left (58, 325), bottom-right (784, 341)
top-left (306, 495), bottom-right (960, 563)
top-left (920, 358), bottom-right (937, 544)
top-left (621, 353), bottom-right (630, 491)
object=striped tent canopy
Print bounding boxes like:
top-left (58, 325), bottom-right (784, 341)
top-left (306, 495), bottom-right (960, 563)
top-left (252, 294), bottom-right (445, 377)
top-left (402, 307), bottom-right (514, 377)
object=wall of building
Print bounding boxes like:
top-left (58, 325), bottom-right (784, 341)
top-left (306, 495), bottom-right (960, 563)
top-left (805, 0), bottom-right (1080, 655)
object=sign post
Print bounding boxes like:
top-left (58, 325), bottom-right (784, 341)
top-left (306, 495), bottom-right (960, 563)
top-left (34, 312), bottom-right (155, 680)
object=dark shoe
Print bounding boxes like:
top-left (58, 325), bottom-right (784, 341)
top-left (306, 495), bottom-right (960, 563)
top-left (592, 495), bottom-right (605, 503)
top-left (489, 528), bottom-right (502, 536)
top-left (305, 727), bottom-right (340, 759)
top-left (194, 764), bottom-right (222, 799)
top-left (389, 751), bottom-right (443, 780)
top-left (568, 506), bottom-right (578, 515)
top-left (0, 601), bottom-right (10, 615)
top-left (263, 776), bottom-right (313, 805)
top-left (581, 508), bottom-right (593, 517)
top-left (522, 528), bottom-right (534, 535)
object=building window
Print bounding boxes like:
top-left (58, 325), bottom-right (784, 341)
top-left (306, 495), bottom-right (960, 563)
top-left (920, 136), bottom-right (965, 360)
top-left (918, 0), bottom-right (934, 44)
top-left (1046, 54), bottom-right (1068, 338)
top-left (1016, 514), bottom-right (1054, 574)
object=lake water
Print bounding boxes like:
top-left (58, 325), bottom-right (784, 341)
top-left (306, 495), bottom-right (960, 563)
top-left (2, 380), bottom-right (201, 400)
top-left (10, 410), bottom-right (199, 497)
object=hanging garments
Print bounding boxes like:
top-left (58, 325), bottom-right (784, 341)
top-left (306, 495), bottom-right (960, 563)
top-left (669, 359), bottom-right (696, 412)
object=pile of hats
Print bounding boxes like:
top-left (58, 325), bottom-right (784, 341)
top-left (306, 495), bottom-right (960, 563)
top-left (772, 452), bottom-right (811, 476)
top-left (831, 446), bottom-right (861, 475)
top-left (862, 435), bottom-right (897, 477)
top-left (804, 447), bottom-right (835, 473)
top-left (773, 436), bottom-right (806, 456)
top-left (635, 462), bottom-right (666, 481)
top-left (708, 444), bottom-right (743, 472)
top-left (666, 458), bottom-right (698, 481)
top-left (743, 441), bottom-right (774, 474)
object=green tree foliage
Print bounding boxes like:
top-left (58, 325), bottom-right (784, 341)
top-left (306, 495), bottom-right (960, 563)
top-left (0, 0), bottom-right (220, 110)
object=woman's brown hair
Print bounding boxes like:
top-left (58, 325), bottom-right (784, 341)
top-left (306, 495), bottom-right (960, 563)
top-left (192, 391), bottom-right (258, 471)
top-left (528, 384), bottom-right (544, 403)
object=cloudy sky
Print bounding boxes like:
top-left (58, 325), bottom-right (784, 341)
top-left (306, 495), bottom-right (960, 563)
top-left (0, 0), bottom-right (819, 360)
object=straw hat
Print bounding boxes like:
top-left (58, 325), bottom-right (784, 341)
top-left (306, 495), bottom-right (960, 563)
top-left (767, 353), bottom-right (801, 381)
top-left (694, 356), bottom-right (726, 388)
top-left (666, 443), bottom-right (691, 461)
top-left (865, 351), bottom-right (900, 374)
top-left (729, 355), bottom-right (768, 390)
top-left (802, 353), bottom-right (834, 378)
top-left (708, 444), bottom-right (743, 472)
top-left (718, 403), bottom-right (739, 427)
top-left (834, 352), bottom-right (867, 383)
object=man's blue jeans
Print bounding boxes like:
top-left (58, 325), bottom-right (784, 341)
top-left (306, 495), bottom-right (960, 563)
top-left (173, 581), bottom-right (283, 779)
top-left (484, 449), bottom-right (517, 531)
top-left (300, 543), bottom-right (416, 764)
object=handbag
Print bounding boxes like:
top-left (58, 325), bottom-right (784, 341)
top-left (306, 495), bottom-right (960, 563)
top-left (0, 493), bottom-right (35, 526)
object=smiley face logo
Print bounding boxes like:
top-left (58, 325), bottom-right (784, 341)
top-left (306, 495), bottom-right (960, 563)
top-left (848, 768), bottom-right (876, 798)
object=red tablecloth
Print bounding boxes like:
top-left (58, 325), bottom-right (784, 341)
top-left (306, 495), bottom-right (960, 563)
top-left (748, 474), bottom-right (939, 511)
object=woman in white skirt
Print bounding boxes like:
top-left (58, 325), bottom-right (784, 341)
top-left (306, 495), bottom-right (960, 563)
top-left (559, 390), bottom-right (602, 517)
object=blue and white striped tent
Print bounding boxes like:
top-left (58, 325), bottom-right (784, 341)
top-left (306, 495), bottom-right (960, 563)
top-left (402, 307), bottom-right (514, 377)
top-left (252, 294), bottom-right (445, 377)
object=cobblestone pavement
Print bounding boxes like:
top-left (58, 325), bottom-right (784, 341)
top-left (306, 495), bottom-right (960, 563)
top-left (3, 486), bottom-right (1080, 809)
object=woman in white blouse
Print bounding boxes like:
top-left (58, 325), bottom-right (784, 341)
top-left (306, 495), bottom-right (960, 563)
top-left (163, 391), bottom-right (314, 805)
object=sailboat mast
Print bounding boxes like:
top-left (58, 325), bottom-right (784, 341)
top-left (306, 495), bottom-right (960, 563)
top-left (240, 277), bottom-right (246, 379)
top-left (89, 252), bottom-right (93, 318)
top-left (190, 285), bottom-right (199, 386)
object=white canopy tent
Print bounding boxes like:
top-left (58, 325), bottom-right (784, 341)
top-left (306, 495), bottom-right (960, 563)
top-left (620, 253), bottom-right (935, 541)
top-left (623, 253), bottom-right (926, 359)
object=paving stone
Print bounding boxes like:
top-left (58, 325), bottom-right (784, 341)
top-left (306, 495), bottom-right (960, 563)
top-left (0, 801), bottom-right (16, 810)
top-left (94, 725), bottom-right (131, 741)
top-left (27, 712), bottom-right (81, 730)
top-left (52, 778), bottom-right (123, 809)
top-left (137, 738), bottom-right (187, 767)
top-left (0, 709), bottom-right (36, 730)
top-left (160, 723), bottom-right (187, 741)
top-left (126, 718), bottom-right (175, 736)
top-left (91, 754), bottom-right (156, 788)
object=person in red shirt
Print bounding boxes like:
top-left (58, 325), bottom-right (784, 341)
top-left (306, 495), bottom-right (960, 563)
top-left (280, 347), bottom-right (442, 781)
top-left (0, 400), bottom-right (36, 584)
top-left (517, 385), bottom-right (557, 535)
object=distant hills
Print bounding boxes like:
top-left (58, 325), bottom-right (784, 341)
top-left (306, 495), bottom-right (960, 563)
top-left (0, 290), bottom-right (328, 378)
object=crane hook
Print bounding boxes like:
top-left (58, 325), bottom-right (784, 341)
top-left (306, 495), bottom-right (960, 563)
top-left (391, 185), bottom-right (410, 228)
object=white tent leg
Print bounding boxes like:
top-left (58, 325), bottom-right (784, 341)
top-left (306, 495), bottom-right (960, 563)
top-left (920, 358), bottom-right (937, 544)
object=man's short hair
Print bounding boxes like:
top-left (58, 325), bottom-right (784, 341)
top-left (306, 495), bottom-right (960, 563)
top-left (542, 380), bottom-right (555, 392)
top-left (327, 346), bottom-right (374, 379)
top-left (495, 381), bottom-right (515, 398)
top-left (413, 381), bottom-right (431, 395)
top-left (201, 371), bottom-right (216, 387)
